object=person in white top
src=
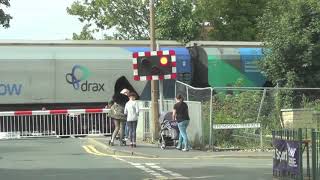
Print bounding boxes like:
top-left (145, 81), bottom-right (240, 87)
top-left (124, 92), bottom-right (139, 147)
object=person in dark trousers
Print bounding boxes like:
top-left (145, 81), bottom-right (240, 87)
top-left (172, 94), bottom-right (190, 151)
top-left (108, 93), bottom-right (127, 146)
top-left (120, 88), bottom-right (130, 140)
top-left (124, 92), bottom-right (139, 148)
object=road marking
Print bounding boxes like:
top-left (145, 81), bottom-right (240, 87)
top-left (83, 146), bottom-right (101, 156)
top-left (145, 164), bottom-right (186, 179)
top-left (87, 138), bottom-right (271, 160)
top-left (113, 156), bottom-right (167, 179)
top-left (82, 145), bottom-right (188, 179)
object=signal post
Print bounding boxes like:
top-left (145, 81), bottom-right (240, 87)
top-left (149, 0), bottom-right (159, 141)
top-left (132, 0), bottom-right (176, 142)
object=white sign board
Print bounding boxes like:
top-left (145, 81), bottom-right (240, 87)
top-left (212, 123), bottom-right (261, 129)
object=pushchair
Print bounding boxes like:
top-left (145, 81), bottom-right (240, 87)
top-left (158, 112), bottom-right (179, 149)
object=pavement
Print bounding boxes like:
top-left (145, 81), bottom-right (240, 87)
top-left (87, 137), bottom-right (273, 159)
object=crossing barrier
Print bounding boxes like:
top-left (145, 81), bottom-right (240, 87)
top-left (0, 108), bottom-right (112, 139)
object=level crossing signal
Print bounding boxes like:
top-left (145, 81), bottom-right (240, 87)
top-left (132, 50), bottom-right (176, 81)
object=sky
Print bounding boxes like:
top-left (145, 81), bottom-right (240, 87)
top-left (0, 0), bottom-right (84, 40)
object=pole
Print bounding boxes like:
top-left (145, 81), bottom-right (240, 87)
top-left (256, 88), bottom-right (266, 122)
top-left (209, 88), bottom-right (213, 149)
top-left (157, 43), bottom-right (164, 114)
top-left (150, 0), bottom-right (159, 142)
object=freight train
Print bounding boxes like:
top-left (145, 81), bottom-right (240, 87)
top-left (0, 40), bottom-right (266, 111)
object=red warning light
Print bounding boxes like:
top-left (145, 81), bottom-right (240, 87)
top-left (160, 56), bottom-right (168, 66)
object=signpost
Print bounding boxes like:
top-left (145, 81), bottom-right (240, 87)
top-left (213, 123), bottom-right (263, 149)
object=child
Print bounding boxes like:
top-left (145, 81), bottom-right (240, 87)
top-left (124, 92), bottom-right (139, 147)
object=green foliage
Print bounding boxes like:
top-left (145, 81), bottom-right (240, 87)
top-left (0, 0), bottom-right (12, 28)
top-left (213, 91), bottom-right (262, 124)
top-left (195, 0), bottom-right (267, 41)
top-left (72, 24), bottom-right (95, 40)
top-left (202, 89), bottom-right (280, 148)
top-left (67, 0), bottom-right (149, 40)
top-left (259, 0), bottom-right (320, 88)
top-left (156, 0), bottom-right (200, 43)
top-left (67, 0), bottom-right (200, 42)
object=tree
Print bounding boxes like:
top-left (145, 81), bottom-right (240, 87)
top-left (259, 0), bottom-right (320, 87)
top-left (156, 0), bottom-right (200, 43)
top-left (67, 0), bottom-right (149, 40)
top-left (67, 0), bottom-right (200, 42)
top-left (72, 24), bottom-right (95, 40)
top-left (0, 0), bottom-right (12, 28)
top-left (195, 0), bottom-right (267, 41)
top-left (259, 0), bottom-right (320, 108)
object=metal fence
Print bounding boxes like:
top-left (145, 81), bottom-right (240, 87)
top-left (311, 130), bottom-right (320, 180)
top-left (176, 80), bottom-right (320, 149)
top-left (272, 128), bottom-right (320, 180)
top-left (0, 109), bottom-right (112, 139)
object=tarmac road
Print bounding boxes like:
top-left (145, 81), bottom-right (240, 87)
top-left (0, 138), bottom-right (272, 180)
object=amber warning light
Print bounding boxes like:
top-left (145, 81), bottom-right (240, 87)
top-left (160, 56), bottom-right (168, 66)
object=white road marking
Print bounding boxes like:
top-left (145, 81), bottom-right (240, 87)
top-left (83, 145), bottom-right (188, 179)
top-left (145, 163), bottom-right (186, 178)
top-left (113, 155), bottom-right (168, 179)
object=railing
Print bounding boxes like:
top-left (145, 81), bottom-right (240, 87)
top-left (0, 109), bottom-right (111, 139)
top-left (311, 130), bottom-right (320, 180)
top-left (272, 128), bottom-right (320, 180)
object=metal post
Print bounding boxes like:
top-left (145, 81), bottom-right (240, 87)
top-left (186, 86), bottom-right (189, 101)
top-left (260, 127), bottom-right (263, 150)
top-left (311, 129), bottom-right (317, 180)
top-left (150, 0), bottom-right (159, 142)
top-left (159, 80), bottom-right (164, 113)
top-left (209, 87), bottom-right (213, 149)
top-left (298, 128), bottom-right (303, 180)
top-left (174, 81), bottom-right (177, 99)
top-left (157, 43), bottom-right (164, 114)
top-left (256, 88), bottom-right (267, 122)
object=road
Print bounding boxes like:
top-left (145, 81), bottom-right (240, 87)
top-left (0, 138), bottom-right (272, 180)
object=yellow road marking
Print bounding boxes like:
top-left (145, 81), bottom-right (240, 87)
top-left (85, 138), bottom-right (269, 160)
top-left (82, 145), bottom-right (101, 156)
top-left (86, 145), bottom-right (106, 156)
top-left (86, 138), bottom-right (204, 160)
top-left (82, 145), bottom-right (201, 160)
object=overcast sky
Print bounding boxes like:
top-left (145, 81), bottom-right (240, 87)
top-left (0, 0), bottom-right (84, 40)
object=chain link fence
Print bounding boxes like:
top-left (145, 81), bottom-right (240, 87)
top-left (176, 80), bottom-right (320, 150)
top-left (176, 81), bottom-right (213, 147)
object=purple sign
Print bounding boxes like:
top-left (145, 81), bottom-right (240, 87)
top-left (273, 139), bottom-right (300, 175)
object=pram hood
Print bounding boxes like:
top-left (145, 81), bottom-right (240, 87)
top-left (159, 111), bottom-right (178, 130)
top-left (159, 111), bottom-right (173, 124)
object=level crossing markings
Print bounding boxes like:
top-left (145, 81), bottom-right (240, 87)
top-left (82, 145), bottom-right (188, 179)
top-left (144, 163), bottom-right (186, 179)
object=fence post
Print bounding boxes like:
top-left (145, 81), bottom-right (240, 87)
top-left (311, 129), bottom-right (317, 180)
top-left (210, 88), bottom-right (213, 149)
top-left (260, 127), bottom-right (263, 150)
top-left (272, 130), bottom-right (276, 177)
top-left (298, 128), bottom-right (303, 180)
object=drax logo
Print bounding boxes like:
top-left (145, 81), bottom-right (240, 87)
top-left (65, 65), bottom-right (105, 92)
